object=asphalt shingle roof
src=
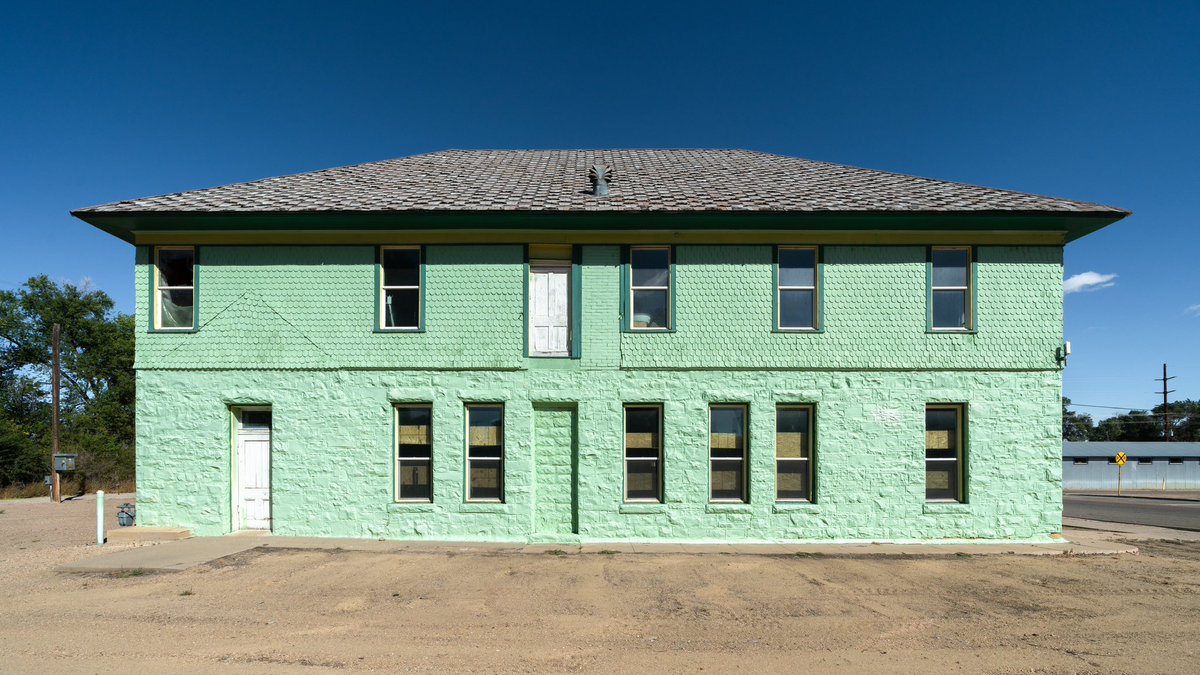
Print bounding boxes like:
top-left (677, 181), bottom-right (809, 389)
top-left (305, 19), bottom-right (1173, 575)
top-left (75, 149), bottom-right (1126, 215)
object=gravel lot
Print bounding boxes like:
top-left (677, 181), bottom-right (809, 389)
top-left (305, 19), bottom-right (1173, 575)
top-left (1, 496), bottom-right (1199, 673)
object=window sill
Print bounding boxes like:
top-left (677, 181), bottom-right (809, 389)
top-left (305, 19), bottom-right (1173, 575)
top-left (619, 503), bottom-right (666, 514)
top-left (374, 328), bottom-right (426, 334)
top-left (772, 327), bottom-right (824, 334)
top-left (388, 501), bottom-right (436, 513)
top-left (148, 327), bottom-right (198, 334)
top-left (459, 502), bottom-right (511, 514)
top-left (923, 501), bottom-right (970, 514)
top-left (705, 502), bottom-right (752, 514)
top-left (927, 328), bottom-right (978, 335)
top-left (772, 501), bottom-right (819, 514)
top-left (623, 328), bottom-right (677, 334)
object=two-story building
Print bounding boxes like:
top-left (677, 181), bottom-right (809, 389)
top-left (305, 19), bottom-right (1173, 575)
top-left (73, 149), bottom-right (1127, 543)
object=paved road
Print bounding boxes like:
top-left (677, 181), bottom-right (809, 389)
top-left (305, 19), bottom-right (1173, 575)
top-left (1064, 495), bottom-right (1200, 531)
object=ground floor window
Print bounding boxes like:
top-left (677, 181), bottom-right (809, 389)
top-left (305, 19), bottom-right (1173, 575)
top-left (710, 404), bottom-right (748, 502)
top-left (624, 405), bottom-right (662, 502)
top-left (925, 404), bottom-right (964, 502)
top-left (776, 405), bottom-right (813, 501)
top-left (395, 404), bottom-right (432, 502)
top-left (466, 404), bottom-right (504, 502)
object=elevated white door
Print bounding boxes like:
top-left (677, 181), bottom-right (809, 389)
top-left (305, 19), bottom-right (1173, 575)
top-left (530, 265), bottom-right (570, 357)
top-left (236, 412), bottom-right (272, 530)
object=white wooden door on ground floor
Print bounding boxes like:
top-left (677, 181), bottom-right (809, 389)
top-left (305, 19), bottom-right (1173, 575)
top-left (235, 409), bottom-right (272, 530)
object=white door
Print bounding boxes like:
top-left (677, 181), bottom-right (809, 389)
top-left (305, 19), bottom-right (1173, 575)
top-left (530, 265), bottom-right (570, 357)
top-left (236, 412), bottom-right (272, 530)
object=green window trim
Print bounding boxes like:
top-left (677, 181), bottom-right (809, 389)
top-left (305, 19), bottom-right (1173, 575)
top-left (620, 244), bottom-right (676, 333)
top-left (149, 245), bottom-right (199, 333)
top-left (375, 245), bottom-right (426, 333)
top-left (772, 245), bottom-right (824, 332)
top-left (926, 245), bottom-right (978, 333)
top-left (925, 403), bottom-right (968, 504)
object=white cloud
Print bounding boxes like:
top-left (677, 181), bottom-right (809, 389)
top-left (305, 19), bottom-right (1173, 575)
top-left (1186, 304), bottom-right (1200, 316)
top-left (1064, 271), bottom-right (1117, 294)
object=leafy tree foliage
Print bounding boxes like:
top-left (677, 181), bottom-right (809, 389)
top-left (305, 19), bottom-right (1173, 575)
top-left (1063, 397), bottom-right (1200, 442)
top-left (0, 276), bottom-right (134, 486)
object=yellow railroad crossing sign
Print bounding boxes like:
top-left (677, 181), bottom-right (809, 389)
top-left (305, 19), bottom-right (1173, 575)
top-left (1115, 452), bottom-right (1127, 466)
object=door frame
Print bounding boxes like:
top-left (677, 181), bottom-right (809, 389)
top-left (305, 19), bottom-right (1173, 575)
top-left (231, 406), bottom-right (272, 532)
top-left (531, 402), bottom-right (580, 538)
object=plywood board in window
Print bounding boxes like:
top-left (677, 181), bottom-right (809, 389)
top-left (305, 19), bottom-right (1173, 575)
top-left (925, 431), bottom-right (953, 450)
top-left (398, 425), bottom-right (429, 445)
top-left (469, 426), bottom-right (500, 446)
top-left (625, 432), bottom-right (657, 449)
top-left (776, 432), bottom-right (807, 457)
top-left (710, 432), bottom-right (741, 450)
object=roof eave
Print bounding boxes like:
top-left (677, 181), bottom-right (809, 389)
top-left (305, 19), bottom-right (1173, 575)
top-left (71, 208), bottom-right (1129, 245)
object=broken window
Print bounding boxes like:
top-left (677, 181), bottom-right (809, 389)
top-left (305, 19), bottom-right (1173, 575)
top-left (710, 405), bottom-right (748, 502)
top-left (624, 405), bottom-right (662, 502)
top-left (154, 246), bottom-right (195, 330)
top-left (776, 405), bottom-right (813, 501)
top-left (466, 404), bottom-right (503, 502)
top-left (396, 404), bottom-right (432, 502)
top-left (926, 404), bottom-right (964, 502)
top-left (380, 246), bottom-right (422, 330)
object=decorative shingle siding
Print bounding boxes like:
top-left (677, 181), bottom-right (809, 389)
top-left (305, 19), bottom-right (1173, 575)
top-left (136, 244), bottom-right (1062, 372)
top-left (619, 245), bottom-right (1063, 370)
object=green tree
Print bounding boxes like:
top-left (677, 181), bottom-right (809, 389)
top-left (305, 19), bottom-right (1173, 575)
top-left (0, 276), bottom-right (134, 486)
top-left (1062, 397), bottom-right (1094, 441)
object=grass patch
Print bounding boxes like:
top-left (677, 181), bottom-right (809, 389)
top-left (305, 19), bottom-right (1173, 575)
top-left (955, 552), bottom-right (972, 558)
top-left (793, 552), bottom-right (825, 558)
top-left (596, 550), bottom-right (621, 555)
top-left (179, 589), bottom-right (194, 596)
top-left (545, 549), bottom-right (568, 556)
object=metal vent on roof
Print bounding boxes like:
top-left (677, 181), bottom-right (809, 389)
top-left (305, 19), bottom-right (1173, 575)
top-left (588, 163), bottom-right (612, 196)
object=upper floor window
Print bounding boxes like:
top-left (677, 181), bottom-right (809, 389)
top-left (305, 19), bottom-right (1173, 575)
top-left (925, 404), bottom-right (965, 502)
top-left (776, 246), bottom-right (819, 330)
top-left (379, 246), bottom-right (422, 331)
top-left (154, 246), bottom-right (195, 331)
top-left (628, 246), bottom-right (672, 330)
top-left (930, 246), bottom-right (973, 331)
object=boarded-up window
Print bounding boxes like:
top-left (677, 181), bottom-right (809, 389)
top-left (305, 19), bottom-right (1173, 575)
top-left (396, 404), bottom-right (432, 502)
top-left (467, 404), bottom-right (503, 501)
top-left (625, 405), bottom-right (662, 502)
top-left (710, 405), bottom-right (748, 502)
top-left (926, 404), bottom-right (964, 502)
top-left (776, 405), bottom-right (813, 501)
top-left (154, 246), bottom-right (195, 330)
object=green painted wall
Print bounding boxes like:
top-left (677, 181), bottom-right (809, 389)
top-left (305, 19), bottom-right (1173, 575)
top-left (133, 243), bottom-right (1065, 542)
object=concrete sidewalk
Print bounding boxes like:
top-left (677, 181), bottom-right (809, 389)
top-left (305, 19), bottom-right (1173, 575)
top-left (59, 529), bottom-right (1139, 573)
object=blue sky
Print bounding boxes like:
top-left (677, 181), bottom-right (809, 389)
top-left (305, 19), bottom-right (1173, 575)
top-left (1, 2), bottom-right (1196, 416)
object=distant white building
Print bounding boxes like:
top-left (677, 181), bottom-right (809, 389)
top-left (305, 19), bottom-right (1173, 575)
top-left (1063, 442), bottom-right (1200, 491)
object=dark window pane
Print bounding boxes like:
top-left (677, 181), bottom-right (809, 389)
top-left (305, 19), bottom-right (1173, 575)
top-left (632, 290), bottom-right (669, 328)
top-left (711, 460), bottom-right (745, 501)
top-left (631, 248), bottom-right (670, 286)
top-left (469, 460), bottom-right (502, 500)
top-left (710, 407), bottom-right (745, 459)
top-left (625, 407), bottom-right (660, 457)
top-left (779, 289), bottom-right (815, 329)
top-left (159, 289), bottom-right (194, 328)
top-left (925, 460), bottom-right (958, 500)
top-left (777, 460), bottom-right (810, 500)
top-left (925, 408), bottom-right (958, 459)
top-left (399, 460), bottom-right (431, 500)
top-left (384, 289), bottom-right (420, 328)
top-left (926, 409), bottom-right (958, 433)
top-left (157, 249), bottom-right (194, 287)
top-left (468, 406), bottom-right (503, 457)
top-left (626, 460), bottom-right (660, 501)
top-left (776, 408), bottom-right (809, 459)
top-left (778, 249), bottom-right (816, 287)
top-left (932, 290), bottom-right (967, 328)
top-left (241, 410), bottom-right (271, 428)
top-left (382, 248), bottom-right (420, 287)
top-left (931, 249), bottom-right (969, 287)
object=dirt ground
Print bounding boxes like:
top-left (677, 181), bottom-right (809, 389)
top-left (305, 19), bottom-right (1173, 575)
top-left (1, 498), bottom-right (1198, 673)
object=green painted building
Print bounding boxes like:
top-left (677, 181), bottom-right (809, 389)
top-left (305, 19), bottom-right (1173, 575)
top-left (73, 150), bottom-right (1127, 543)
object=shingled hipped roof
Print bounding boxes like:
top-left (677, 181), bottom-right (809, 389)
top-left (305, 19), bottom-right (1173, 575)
top-left (74, 149), bottom-right (1126, 215)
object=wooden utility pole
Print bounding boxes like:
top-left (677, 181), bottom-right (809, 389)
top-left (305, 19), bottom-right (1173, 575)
top-left (1157, 363), bottom-right (1175, 442)
top-left (51, 323), bottom-right (61, 503)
